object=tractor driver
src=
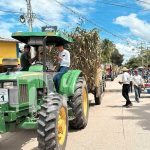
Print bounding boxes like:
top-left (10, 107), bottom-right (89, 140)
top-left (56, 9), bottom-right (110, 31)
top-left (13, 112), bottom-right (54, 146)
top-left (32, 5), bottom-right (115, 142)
top-left (53, 43), bottom-right (70, 92)
top-left (20, 44), bottom-right (38, 71)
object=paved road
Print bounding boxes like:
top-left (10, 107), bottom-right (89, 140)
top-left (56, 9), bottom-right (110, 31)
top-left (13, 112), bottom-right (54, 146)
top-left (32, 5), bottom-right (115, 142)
top-left (0, 75), bottom-right (150, 150)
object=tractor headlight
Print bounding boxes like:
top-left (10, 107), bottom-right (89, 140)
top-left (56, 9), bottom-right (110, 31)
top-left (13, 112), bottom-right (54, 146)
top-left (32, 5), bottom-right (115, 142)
top-left (3, 81), bottom-right (17, 89)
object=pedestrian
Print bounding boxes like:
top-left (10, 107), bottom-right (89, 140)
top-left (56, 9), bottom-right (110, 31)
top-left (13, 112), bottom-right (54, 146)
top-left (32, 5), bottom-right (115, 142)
top-left (119, 67), bottom-right (132, 108)
top-left (53, 42), bottom-right (70, 92)
top-left (132, 70), bottom-right (144, 102)
top-left (20, 44), bottom-right (38, 71)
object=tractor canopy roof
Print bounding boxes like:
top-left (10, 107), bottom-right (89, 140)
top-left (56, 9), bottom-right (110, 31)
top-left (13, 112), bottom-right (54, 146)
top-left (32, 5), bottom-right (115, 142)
top-left (11, 31), bottom-right (73, 46)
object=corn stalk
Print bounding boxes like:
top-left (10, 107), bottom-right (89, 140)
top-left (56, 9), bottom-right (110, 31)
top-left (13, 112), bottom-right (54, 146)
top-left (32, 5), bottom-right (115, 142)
top-left (68, 27), bottom-right (102, 90)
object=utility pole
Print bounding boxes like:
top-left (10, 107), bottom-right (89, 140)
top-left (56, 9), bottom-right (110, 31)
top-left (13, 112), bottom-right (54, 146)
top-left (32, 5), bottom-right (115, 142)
top-left (146, 47), bottom-right (150, 67)
top-left (26, 0), bottom-right (33, 32)
top-left (25, 0), bottom-right (35, 58)
top-left (139, 41), bottom-right (145, 67)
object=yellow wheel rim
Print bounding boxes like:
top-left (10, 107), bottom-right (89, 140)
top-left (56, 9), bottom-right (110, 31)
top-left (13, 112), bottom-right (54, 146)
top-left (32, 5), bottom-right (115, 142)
top-left (82, 87), bottom-right (88, 117)
top-left (58, 107), bottom-right (67, 145)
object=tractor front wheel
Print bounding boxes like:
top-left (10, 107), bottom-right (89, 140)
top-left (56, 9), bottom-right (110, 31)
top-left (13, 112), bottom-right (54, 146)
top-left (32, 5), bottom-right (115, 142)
top-left (69, 77), bottom-right (89, 129)
top-left (37, 94), bottom-right (68, 150)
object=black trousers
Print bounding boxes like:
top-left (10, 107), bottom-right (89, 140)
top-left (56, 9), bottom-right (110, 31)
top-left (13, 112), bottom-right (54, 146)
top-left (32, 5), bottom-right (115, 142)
top-left (122, 84), bottom-right (131, 105)
top-left (130, 81), bottom-right (133, 93)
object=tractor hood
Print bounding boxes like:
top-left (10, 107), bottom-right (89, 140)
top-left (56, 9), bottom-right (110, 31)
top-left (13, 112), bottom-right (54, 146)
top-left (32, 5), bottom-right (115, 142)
top-left (0, 72), bottom-right (43, 81)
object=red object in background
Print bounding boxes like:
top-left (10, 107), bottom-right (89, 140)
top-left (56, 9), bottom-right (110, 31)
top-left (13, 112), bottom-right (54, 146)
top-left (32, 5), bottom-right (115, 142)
top-left (144, 83), bottom-right (150, 88)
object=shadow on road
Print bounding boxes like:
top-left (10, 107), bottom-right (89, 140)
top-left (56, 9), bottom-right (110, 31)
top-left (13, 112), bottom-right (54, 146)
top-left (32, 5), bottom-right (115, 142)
top-left (107, 105), bottom-right (123, 108)
top-left (115, 102), bottom-right (150, 131)
top-left (130, 94), bottom-right (150, 99)
top-left (105, 89), bottom-right (122, 93)
top-left (0, 130), bottom-right (38, 150)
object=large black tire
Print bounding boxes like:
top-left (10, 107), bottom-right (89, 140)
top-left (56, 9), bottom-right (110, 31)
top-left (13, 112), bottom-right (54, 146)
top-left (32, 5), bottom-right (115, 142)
top-left (69, 77), bottom-right (89, 129)
top-left (94, 85), bottom-right (102, 105)
top-left (37, 94), bottom-right (68, 150)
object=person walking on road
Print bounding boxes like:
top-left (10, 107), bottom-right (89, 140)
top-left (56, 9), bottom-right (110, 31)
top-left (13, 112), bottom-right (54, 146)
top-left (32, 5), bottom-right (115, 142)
top-left (119, 67), bottom-right (132, 108)
top-left (132, 70), bottom-right (144, 102)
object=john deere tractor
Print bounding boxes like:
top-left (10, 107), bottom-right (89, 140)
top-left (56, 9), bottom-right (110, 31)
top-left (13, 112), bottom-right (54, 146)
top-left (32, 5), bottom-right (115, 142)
top-left (0, 31), bottom-right (89, 150)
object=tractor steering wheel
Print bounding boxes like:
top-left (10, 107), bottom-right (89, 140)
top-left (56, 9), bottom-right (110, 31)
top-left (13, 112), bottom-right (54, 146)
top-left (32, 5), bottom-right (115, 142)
top-left (33, 62), bottom-right (43, 66)
top-left (32, 62), bottom-right (49, 71)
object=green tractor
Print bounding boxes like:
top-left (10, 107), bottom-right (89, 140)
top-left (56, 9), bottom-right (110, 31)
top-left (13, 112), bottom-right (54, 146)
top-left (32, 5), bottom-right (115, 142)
top-left (0, 31), bottom-right (89, 150)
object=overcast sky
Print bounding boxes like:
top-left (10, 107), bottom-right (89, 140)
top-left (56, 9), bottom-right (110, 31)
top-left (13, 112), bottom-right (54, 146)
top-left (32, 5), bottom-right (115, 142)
top-left (0, 0), bottom-right (150, 62)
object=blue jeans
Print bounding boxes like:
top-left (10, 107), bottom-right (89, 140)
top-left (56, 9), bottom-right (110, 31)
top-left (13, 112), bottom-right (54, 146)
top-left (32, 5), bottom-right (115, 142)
top-left (134, 85), bottom-right (141, 101)
top-left (53, 66), bottom-right (69, 92)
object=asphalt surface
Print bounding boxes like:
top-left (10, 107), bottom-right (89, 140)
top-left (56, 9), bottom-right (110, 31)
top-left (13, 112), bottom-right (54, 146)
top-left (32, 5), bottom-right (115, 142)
top-left (0, 75), bottom-right (150, 150)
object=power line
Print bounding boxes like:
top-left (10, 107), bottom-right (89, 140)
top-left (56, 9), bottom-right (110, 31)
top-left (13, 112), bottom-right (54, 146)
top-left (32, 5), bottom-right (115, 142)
top-left (98, 0), bottom-right (150, 11)
top-left (0, 9), bottom-right (21, 14)
top-left (36, 17), bottom-right (50, 26)
top-left (54, 0), bottom-right (136, 45)
top-left (0, 0), bottom-right (140, 47)
top-left (0, 8), bottom-right (51, 29)
top-left (99, 1), bottom-right (136, 9)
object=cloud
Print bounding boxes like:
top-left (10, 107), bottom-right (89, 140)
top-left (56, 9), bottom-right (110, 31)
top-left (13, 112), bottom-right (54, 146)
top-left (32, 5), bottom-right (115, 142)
top-left (115, 42), bottom-right (139, 62)
top-left (0, 21), bottom-right (15, 38)
top-left (0, 0), bottom-right (96, 38)
top-left (114, 13), bottom-right (150, 41)
top-left (136, 0), bottom-right (150, 10)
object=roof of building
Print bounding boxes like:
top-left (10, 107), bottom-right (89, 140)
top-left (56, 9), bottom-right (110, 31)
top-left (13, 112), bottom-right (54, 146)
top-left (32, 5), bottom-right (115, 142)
top-left (0, 37), bottom-right (19, 43)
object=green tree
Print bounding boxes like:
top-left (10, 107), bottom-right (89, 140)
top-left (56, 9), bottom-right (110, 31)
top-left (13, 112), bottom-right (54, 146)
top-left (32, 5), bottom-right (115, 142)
top-left (111, 49), bottom-right (124, 66)
top-left (125, 57), bottom-right (141, 69)
top-left (101, 39), bottom-right (115, 63)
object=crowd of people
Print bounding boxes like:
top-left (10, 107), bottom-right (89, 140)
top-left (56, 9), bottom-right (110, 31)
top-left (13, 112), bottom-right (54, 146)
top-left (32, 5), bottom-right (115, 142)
top-left (119, 67), bottom-right (146, 108)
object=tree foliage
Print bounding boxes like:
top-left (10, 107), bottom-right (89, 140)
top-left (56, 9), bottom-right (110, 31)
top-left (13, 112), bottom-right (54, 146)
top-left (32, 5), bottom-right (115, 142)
top-left (125, 57), bottom-right (141, 69)
top-left (101, 39), bottom-right (124, 66)
top-left (125, 49), bottom-right (150, 68)
top-left (111, 49), bottom-right (124, 66)
top-left (101, 39), bottom-right (115, 63)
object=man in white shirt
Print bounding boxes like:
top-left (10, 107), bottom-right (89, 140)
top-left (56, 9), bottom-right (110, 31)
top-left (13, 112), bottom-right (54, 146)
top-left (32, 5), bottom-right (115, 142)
top-left (132, 70), bottom-right (144, 102)
top-left (119, 67), bottom-right (132, 107)
top-left (53, 43), bottom-right (70, 92)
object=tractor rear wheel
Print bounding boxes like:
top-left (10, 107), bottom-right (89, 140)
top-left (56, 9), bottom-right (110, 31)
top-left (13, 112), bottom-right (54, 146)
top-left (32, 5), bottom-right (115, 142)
top-left (37, 94), bottom-right (68, 150)
top-left (69, 77), bottom-right (89, 129)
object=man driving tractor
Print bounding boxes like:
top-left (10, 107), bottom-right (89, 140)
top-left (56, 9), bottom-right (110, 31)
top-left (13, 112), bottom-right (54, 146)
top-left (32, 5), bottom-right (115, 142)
top-left (20, 44), bottom-right (38, 71)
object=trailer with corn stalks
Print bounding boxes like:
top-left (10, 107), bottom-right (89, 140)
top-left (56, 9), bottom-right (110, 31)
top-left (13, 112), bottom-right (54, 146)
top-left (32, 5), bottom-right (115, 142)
top-left (68, 28), bottom-right (106, 105)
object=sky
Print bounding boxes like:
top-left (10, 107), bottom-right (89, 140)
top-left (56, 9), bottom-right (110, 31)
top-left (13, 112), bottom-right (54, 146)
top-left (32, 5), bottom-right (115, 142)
top-left (0, 0), bottom-right (150, 62)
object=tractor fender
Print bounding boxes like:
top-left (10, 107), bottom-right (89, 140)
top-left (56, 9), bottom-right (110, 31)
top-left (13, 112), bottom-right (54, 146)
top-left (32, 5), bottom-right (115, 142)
top-left (59, 70), bottom-right (82, 97)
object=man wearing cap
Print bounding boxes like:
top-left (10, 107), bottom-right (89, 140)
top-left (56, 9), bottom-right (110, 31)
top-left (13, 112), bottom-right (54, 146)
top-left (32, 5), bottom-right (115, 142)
top-left (119, 67), bottom-right (132, 107)
top-left (132, 70), bottom-right (144, 102)
top-left (20, 44), bottom-right (38, 71)
top-left (53, 43), bottom-right (70, 92)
